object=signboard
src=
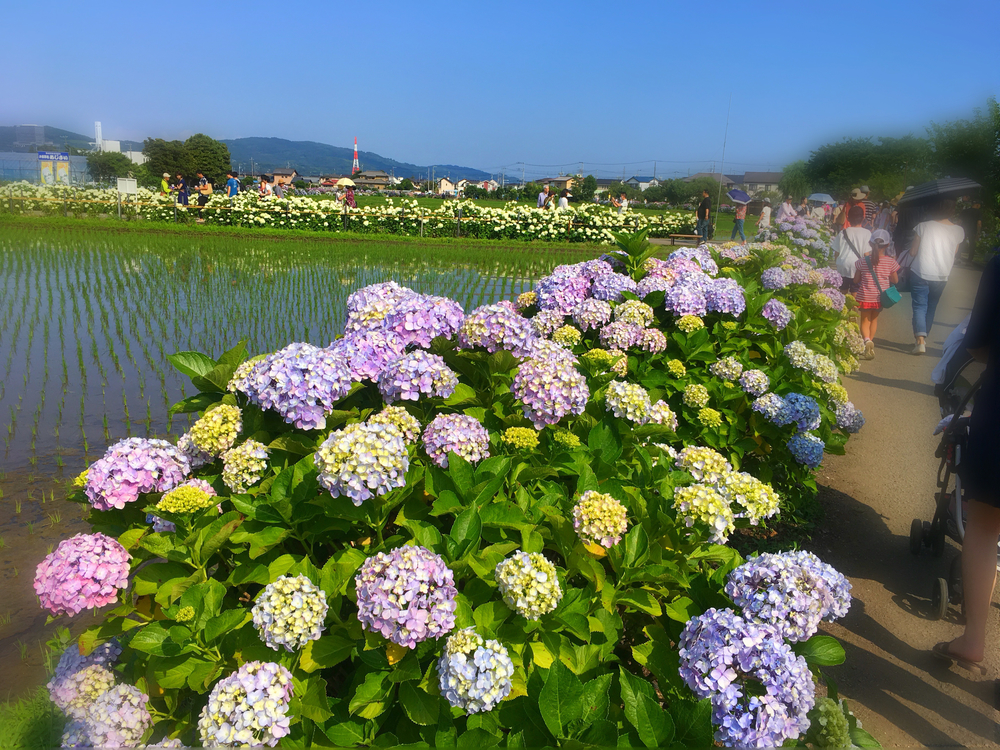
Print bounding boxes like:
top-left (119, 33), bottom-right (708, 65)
top-left (38, 151), bottom-right (70, 186)
top-left (117, 177), bottom-right (138, 195)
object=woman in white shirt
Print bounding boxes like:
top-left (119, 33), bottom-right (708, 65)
top-left (833, 206), bottom-right (871, 290)
top-left (908, 198), bottom-right (965, 354)
top-left (557, 189), bottom-right (571, 210)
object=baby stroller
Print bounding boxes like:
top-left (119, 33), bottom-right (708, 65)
top-left (909, 328), bottom-right (989, 619)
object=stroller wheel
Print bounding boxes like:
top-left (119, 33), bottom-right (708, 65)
top-left (930, 577), bottom-right (949, 620)
top-left (931, 524), bottom-right (947, 557)
top-left (910, 519), bottom-right (924, 555)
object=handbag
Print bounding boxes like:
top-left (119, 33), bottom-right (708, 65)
top-left (866, 255), bottom-right (901, 308)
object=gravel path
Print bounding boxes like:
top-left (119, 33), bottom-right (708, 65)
top-left (813, 263), bottom-right (999, 747)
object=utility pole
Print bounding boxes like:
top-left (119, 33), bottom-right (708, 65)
top-left (521, 163), bottom-right (525, 185)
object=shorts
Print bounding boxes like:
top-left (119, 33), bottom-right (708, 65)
top-left (857, 300), bottom-right (881, 310)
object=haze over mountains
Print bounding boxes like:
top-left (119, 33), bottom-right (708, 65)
top-left (1, 125), bottom-right (492, 181)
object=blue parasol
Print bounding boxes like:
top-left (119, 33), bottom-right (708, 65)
top-left (808, 193), bottom-right (836, 204)
top-left (726, 189), bottom-right (751, 205)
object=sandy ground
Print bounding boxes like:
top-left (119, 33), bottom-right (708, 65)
top-left (814, 262), bottom-right (999, 747)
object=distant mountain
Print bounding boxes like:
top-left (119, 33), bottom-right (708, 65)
top-left (0, 125), bottom-right (141, 152)
top-left (222, 137), bottom-right (491, 182)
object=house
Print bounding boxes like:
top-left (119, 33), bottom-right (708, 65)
top-left (624, 175), bottom-right (660, 191)
top-left (437, 177), bottom-right (456, 196)
top-left (593, 178), bottom-right (622, 197)
top-left (741, 172), bottom-right (784, 195)
top-left (682, 172), bottom-right (737, 187)
top-left (320, 174), bottom-right (351, 186)
top-left (272, 168), bottom-right (298, 186)
top-left (538, 176), bottom-right (574, 191)
top-left (353, 170), bottom-right (391, 190)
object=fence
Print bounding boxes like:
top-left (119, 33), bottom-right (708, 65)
top-left (0, 153), bottom-right (91, 184)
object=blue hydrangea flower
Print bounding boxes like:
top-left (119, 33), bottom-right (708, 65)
top-left (591, 272), bottom-right (638, 302)
top-left (782, 393), bottom-right (822, 432)
top-left (787, 433), bottom-right (824, 468)
top-left (762, 298), bottom-right (792, 330)
top-left (705, 278), bottom-right (746, 316)
top-left (761, 267), bottom-right (791, 290)
top-left (738, 369), bottom-right (770, 397)
top-left (835, 402), bottom-right (865, 433)
top-left (437, 628), bottom-right (514, 714)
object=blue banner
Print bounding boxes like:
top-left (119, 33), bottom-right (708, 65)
top-left (37, 151), bottom-right (69, 161)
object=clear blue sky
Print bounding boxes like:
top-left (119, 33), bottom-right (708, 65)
top-left (4, 0), bottom-right (998, 180)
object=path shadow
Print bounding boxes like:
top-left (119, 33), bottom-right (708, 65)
top-left (849, 370), bottom-right (938, 397)
top-left (808, 484), bottom-right (999, 744)
top-left (870, 337), bottom-right (945, 359)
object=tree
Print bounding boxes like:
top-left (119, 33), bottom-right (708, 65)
top-left (778, 161), bottom-right (811, 201)
top-left (86, 151), bottom-right (134, 184)
top-left (184, 133), bottom-right (231, 186)
top-left (142, 139), bottom-right (192, 182)
top-left (576, 175), bottom-right (598, 202)
top-left (398, 178), bottom-right (414, 191)
top-left (803, 135), bottom-right (932, 199)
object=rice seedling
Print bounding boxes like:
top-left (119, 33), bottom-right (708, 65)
top-left (0, 612), bottom-right (10, 626)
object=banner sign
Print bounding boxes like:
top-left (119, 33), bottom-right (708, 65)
top-left (38, 151), bottom-right (70, 186)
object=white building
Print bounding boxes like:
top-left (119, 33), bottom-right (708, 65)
top-left (625, 175), bottom-right (660, 191)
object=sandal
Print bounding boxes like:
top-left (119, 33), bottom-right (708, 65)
top-left (931, 641), bottom-right (988, 675)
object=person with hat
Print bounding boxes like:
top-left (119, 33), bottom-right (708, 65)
top-left (758, 198), bottom-right (772, 230)
top-left (160, 172), bottom-right (172, 198)
top-left (776, 195), bottom-right (796, 223)
top-left (852, 228), bottom-right (900, 360)
top-left (557, 188), bottom-right (572, 210)
top-left (860, 186), bottom-right (879, 227)
top-left (837, 188), bottom-right (868, 229)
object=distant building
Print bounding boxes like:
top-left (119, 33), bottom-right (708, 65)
top-left (271, 168), bottom-right (298, 185)
top-left (593, 178), bottom-right (622, 197)
top-left (320, 174), bottom-right (351, 186)
top-left (625, 175), bottom-right (660, 191)
top-left (437, 177), bottom-right (456, 196)
top-left (123, 150), bottom-right (147, 165)
top-left (298, 175), bottom-right (322, 184)
top-left (538, 176), bottom-right (574, 190)
top-left (353, 170), bottom-right (391, 189)
top-left (14, 125), bottom-right (45, 148)
top-left (741, 172), bottom-right (784, 194)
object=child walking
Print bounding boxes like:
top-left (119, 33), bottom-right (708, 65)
top-left (853, 228), bottom-right (900, 360)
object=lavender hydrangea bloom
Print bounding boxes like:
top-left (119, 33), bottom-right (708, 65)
top-left (577, 259), bottom-right (615, 279)
top-left (599, 321), bottom-right (643, 350)
top-left (535, 269), bottom-right (591, 314)
top-left (725, 551), bottom-right (852, 642)
top-left (347, 280), bottom-right (412, 313)
top-left (198, 661), bottom-right (294, 747)
top-left (638, 328), bottom-right (667, 353)
top-left (438, 628), bottom-right (514, 714)
top-left (422, 414), bottom-right (490, 468)
top-left (678, 607), bottom-right (815, 748)
top-left (511, 357), bottom-right (589, 429)
top-left (531, 309), bottom-right (566, 337)
top-left (787, 433), bottom-right (824, 468)
top-left (384, 294), bottom-right (465, 348)
top-left (664, 277), bottom-right (708, 317)
top-left (590, 272), bottom-right (638, 302)
top-left (84, 684), bottom-right (152, 747)
top-left (818, 267), bottom-right (843, 288)
top-left (355, 546), bottom-right (457, 647)
top-left (377, 351), bottom-right (458, 403)
top-left (738, 369), bottom-right (770, 396)
top-left (316, 422), bottom-right (409, 504)
top-left (752, 393), bottom-right (792, 425)
top-left (783, 393), bottom-right (822, 432)
top-left (636, 273), bottom-right (675, 298)
top-left (705, 278), bottom-right (747, 316)
top-left (239, 343), bottom-right (353, 429)
top-left (48, 641), bottom-right (121, 720)
top-left (252, 574), bottom-right (328, 652)
top-left (835, 402), bottom-right (865, 433)
top-left (571, 299), bottom-right (612, 331)
top-left (671, 247), bottom-right (719, 275)
top-left (816, 287), bottom-right (846, 312)
top-left (762, 298), bottom-right (792, 330)
top-left (329, 330), bottom-right (406, 382)
top-left (459, 304), bottom-right (536, 357)
top-left (525, 338), bottom-right (579, 365)
top-left (85, 438), bottom-right (190, 511)
top-left (760, 267), bottom-right (791, 290)
top-left (788, 266), bottom-right (814, 285)
top-left (34, 533), bottom-right (131, 616)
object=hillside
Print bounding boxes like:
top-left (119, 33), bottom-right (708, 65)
top-left (0, 125), bottom-right (141, 152)
top-left (222, 137), bottom-right (490, 181)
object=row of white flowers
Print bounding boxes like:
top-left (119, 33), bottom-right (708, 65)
top-left (1, 182), bottom-right (696, 244)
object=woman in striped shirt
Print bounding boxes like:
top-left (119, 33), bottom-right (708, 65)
top-left (853, 229), bottom-right (900, 360)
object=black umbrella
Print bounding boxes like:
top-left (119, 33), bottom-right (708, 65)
top-left (897, 177), bottom-right (981, 206)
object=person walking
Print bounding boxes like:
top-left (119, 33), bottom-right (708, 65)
top-left (557, 188), bottom-right (571, 209)
top-left (344, 185), bottom-right (356, 208)
top-left (537, 185), bottom-right (551, 209)
top-left (758, 198), bottom-right (772, 230)
top-left (696, 189), bottom-right (711, 243)
top-left (860, 186), bottom-right (879, 228)
top-left (225, 171), bottom-right (239, 202)
top-left (834, 206), bottom-right (872, 291)
top-left (776, 195), bottom-right (796, 223)
top-left (909, 198), bottom-right (965, 354)
top-left (852, 229), bottom-right (899, 360)
top-left (931, 253), bottom-right (1000, 674)
top-left (731, 201), bottom-right (747, 242)
top-left (160, 172), bottom-right (172, 198)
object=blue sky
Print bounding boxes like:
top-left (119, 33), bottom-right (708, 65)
top-left (3, 0), bottom-right (998, 179)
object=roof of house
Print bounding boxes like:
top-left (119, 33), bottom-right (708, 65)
top-left (627, 176), bottom-right (657, 183)
top-left (594, 178), bottom-right (620, 186)
top-left (742, 171), bottom-right (784, 183)
top-left (358, 170), bottom-right (389, 178)
top-left (272, 168), bottom-right (297, 176)
top-left (539, 176), bottom-right (573, 184)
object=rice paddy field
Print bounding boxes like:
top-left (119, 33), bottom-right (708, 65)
top-left (0, 223), bottom-right (597, 699)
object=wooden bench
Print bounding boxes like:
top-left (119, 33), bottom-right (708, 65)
top-left (668, 234), bottom-right (703, 245)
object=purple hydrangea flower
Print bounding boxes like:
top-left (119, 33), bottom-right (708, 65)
top-left (384, 294), bottom-right (465, 348)
top-left (705, 278), bottom-right (746, 316)
top-left (347, 280), bottom-right (412, 313)
top-left (760, 267), bottom-right (791, 290)
top-left (34, 533), bottom-right (131, 616)
top-left (577, 259), bottom-right (615, 279)
top-left (663, 274), bottom-right (709, 317)
top-left (817, 267), bottom-right (843, 288)
top-left (726, 551), bottom-right (852, 643)
top-left (459, 304), bottom-right (536, 357)
top-left (535, 269), bottom-right (591, 314)
top-left (355, 546), bottom-right (457, 648)
top-left (345, 282), bottom-right (417, 334)
top-left (316, 423), bottom-right (409, 504)
top-left (599, 321), bottom-right (643, 349)
top-left (638, 328), bottom-right (667, 353)
top-left (85, 438), bottom-right (190, 511)
top-left (422, 414), bottom-right (490, 468)
top-left (84, 684), bottom-right (152, 747)
top-left (198, 661), bottom-right (293, 747)
top-left (816, 287), bottom-right (846, 312)
top-left (438, 628), bottom-right (514, 714)
top-left (835, 402), bottom-right (865, 433)
top-left (329, 330), bottom-right (406, 382)
top-left (48, 640), bottom-right (122, 719)
top-left (636, 273), bottom-right (675, 298)
top-left (571, 299), bottom-right (612, 331)
top-left (531, 309), bottom-right (567, 337)
top-left (738, 369), bottom-right (770, 397)
top-left (590, 272), bottom-right (638, 302)
top-left (526, 338), bottom-right (579, 365)
top-left (669, 247), bottom-right (718, 275)
top-left (678, 607), bottom-right (815, 748)
top-left (239, 343), bottom-right (353, 429)
top-left (761, 298), bottom-right (792, 330)
top-left (787, 433), bottom-right (824, 468)
top-left (511, 357), bottom-right (589, 429)
top-left (377, 351), bottom-right (458, 403)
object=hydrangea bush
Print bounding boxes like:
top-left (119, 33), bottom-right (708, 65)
top-left (38, 231), bottom-right (877, 747)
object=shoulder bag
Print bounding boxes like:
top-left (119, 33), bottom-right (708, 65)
top-left (866, 255), bottom-right (901, 308)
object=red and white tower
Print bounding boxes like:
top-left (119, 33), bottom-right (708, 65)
top-left (352, 137), bottom-right (360, 175)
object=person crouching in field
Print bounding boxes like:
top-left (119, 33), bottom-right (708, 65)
top-left (853, 229), bottom-right (900, 360)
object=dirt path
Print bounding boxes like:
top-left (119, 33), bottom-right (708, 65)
top-left (814, 263), bottom-right (999, 747)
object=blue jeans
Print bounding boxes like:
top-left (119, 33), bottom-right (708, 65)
top-left (731, 218), bottom-right (745, 241)
top-left (910, 274), bottom-right (947, 339)
top-left (696, 218), bottom-right (710, 242)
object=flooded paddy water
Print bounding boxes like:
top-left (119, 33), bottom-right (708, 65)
top-left (0, 226), bottom-right (588, 697)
